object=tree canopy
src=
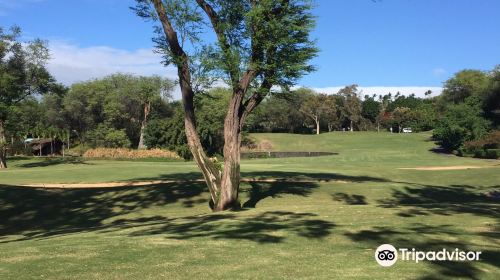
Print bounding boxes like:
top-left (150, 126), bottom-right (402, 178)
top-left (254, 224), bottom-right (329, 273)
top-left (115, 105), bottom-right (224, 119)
top-left (0, 26), bottom-right (61, 168)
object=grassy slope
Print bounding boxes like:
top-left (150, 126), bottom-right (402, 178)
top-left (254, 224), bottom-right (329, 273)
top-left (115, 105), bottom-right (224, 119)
top-left (0, 132), bottom-right (499, 279)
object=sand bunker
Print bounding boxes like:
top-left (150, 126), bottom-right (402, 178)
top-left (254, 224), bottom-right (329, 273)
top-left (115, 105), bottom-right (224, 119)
top-left (398, 165), bottom-right (495, 171)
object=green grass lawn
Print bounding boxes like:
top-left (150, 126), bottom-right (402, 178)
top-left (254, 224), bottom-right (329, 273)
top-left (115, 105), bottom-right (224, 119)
top-left (0, 132), bottom-right (499, 279)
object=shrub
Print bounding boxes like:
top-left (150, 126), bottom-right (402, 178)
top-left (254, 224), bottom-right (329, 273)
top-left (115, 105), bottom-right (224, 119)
top-left (463, 130), bottom-right (500, 158)
top-left (104, 129), bottom-right (131, 148)
top-left (485, 149), bottom-right (500, 159)
top-left (88, 124), bottom-right (131, 148)
top-left (83, 148), bottom-right (180, 159)
top-left (433, 101), bottom-right (490, 151)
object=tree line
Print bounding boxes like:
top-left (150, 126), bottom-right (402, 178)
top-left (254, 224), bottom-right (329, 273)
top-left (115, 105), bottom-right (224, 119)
top-left (3, 58), bottom-right (499, 163)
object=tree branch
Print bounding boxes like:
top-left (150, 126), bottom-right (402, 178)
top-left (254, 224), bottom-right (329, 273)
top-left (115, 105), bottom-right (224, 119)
top-left (151, 0), bottom-right (186, 62)
top-left (195, 0), bottom-right (240, 88)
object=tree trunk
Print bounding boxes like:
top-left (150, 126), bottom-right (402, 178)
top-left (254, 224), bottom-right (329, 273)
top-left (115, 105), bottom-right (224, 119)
top-left (0, 119), bottom-right (7, 169)
top-left (315, 117), bottom-right (320, 135)
top-left (153, 0), bottom-right (222, 209)
top-left (350, 120), bottom-right (353, 132)
top-left (138, 101), bottom-right (151, 149)
top-left (178, 64), bottom-right (222, 208)
top-left (216, 93), bottom-right (244, 211)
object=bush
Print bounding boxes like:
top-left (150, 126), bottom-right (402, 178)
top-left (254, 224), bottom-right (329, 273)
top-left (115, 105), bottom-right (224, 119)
top-left (433, 101), bottom-right (490, 151)
top-left (463, 130), bottom-right (500, 158)
top-left (88, 124), bottom-right (131, 148)
top-left (143, 115), bottom-right (191, 159)
top-left (433, 125), bottom-right (468, 151)
top-left (83, 148), bottom-right (180, 159)
top-left (485, 149), bottom-right (500, 159)
top-left (104, 129), bottom-right (131, 148)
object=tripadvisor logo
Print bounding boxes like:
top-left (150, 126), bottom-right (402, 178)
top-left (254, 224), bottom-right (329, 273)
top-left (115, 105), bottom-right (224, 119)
top-left (375, 244), bottom-right (398, 267)
top-left (375, 244), bottom-right (482, 267)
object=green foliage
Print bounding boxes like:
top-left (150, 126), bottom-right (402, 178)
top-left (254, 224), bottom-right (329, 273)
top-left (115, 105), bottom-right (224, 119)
top-left (88, 124), bottom-right (131, 148)
top-left (144, 107), bottom-right (191, 159)
top-left (0, 25), bottom-right (62, 166)
top-left (104, 130), bottom-right (132, 148)
top-left (462, 130), bottom-right (500, 159)
top-left (441, 69), bottom-right (489, 104)
top-left (144, 89), bottom-right (229, 159)
top-left (410, 103), bottom-right (437, 132)
top-left (247, 90), bottom-right (309, 133)
top-left (433, 101), bottom-right (490, 151)
top-left (60, 73), bottom-right (173, 147)
top-left (361, 96), bottom-right (379, 123)
top-left (386, 94), bottom-right (423, 112)
top-left (0, 26), bottom-right (56, 112)
top-left (338, 85), bottom-right (362, 130)
top-left (391, 107), bottom-right (413, 130)
top-left (134, 0), bottom-right (318, 92)
top-left (195, 89), bottom-right (228, 155)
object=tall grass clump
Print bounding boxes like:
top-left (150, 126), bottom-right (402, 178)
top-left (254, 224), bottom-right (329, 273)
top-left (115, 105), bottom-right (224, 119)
top-left (83, 148), bottom-right (180, 159)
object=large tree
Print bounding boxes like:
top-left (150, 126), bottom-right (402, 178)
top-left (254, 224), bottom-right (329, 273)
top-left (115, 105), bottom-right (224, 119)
top-left (62, 74), bottom-right (173, 149)
top-left (299, 90), bottom-right (334, 134)
top-left (391, 107), bottom-right (412, 133)
top-left (338, 85), bottom-right (362, 131)
top-left (134, 0), bottom-right (317, 211)
top-left (135, 76), bottom-right (174, 149)
top-left (441, 69), bottom-right (489, 104)
top-left (0, 26), bottom-right (57, 168)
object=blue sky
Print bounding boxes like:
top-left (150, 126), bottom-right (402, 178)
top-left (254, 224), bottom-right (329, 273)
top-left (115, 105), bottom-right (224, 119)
top-left (2, 0), bottom-right (499, 97)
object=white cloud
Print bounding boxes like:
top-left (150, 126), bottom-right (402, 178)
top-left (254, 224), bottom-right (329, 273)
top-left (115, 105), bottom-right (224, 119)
top-left (308, 86), bottom-right (442, 98)
top-left (432, 68), bottom-right (447, 77)
top-left (47, 41), bottom-right (177, 83)
top-left (47, 40), bottom-right (181, 97)
top-left (46, 41), bottom-right (443, 100)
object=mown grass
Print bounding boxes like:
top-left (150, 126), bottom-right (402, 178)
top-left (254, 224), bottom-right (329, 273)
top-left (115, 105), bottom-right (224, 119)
top-left (0, 132), bottom-right (499, 279)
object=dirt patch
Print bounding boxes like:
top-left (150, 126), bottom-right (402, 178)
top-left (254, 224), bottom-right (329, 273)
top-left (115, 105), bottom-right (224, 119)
top-left (398, 165), bottom-right (496, 171)
top-left (20, 180), bottom-right (203, 189)
top-left (16, 178), bottom-right (348, 189)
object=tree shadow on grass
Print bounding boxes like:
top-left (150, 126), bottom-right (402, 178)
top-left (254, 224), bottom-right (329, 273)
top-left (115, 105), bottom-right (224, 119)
top-left (242, 181), bottom-right (318, 208)
top-left (0, 182), bottom-right (335, 244)
top-left (0, 170), bottom-right (387, 243)
top-left (378, 184), bottom-right (500, 219)
top-left (131, 170), bottom-right (389, 183)
top-left (345, 223), bottom-right (500, 280)
top-left (0, 172), bottom-right (372, 243)
top-left (331, 193), bottom-right (367, 205)
top-left (0, 182), bottom-right (206, 242)
top-left (17, 157), bottom-right (91, 168)
top-left (241, 171), bottom-right (389, 183)
top-left (127, 211), bottom-right (335, 243)
top-left (355, 182), bottom-right (500, 279)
